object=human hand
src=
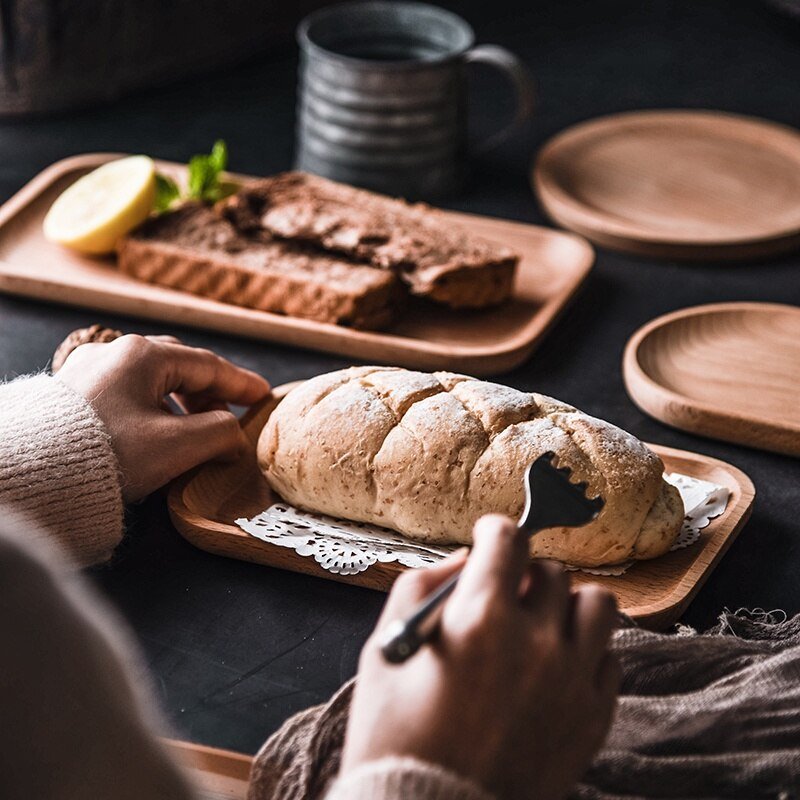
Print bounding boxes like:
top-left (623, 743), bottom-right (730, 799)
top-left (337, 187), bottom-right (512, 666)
top-left (341, 515), bottom-right (620, 800)
top-left (55, 334), bottom-right (270, 502)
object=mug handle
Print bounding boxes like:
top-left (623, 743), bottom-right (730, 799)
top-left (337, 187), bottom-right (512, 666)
top-left (464, 45), bottom-right (535, 154)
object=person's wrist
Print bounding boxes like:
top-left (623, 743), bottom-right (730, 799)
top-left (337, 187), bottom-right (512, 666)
top-left (333, 756), bottom-right (496, 800)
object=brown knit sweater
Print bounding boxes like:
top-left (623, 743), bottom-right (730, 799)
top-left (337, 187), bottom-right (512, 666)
top-left (0, 373), bottom-right (488, 800)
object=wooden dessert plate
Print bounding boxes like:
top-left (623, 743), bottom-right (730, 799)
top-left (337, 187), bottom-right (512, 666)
top-left (0, 153), bottom-right (594, 375)
top-left (533, 110), bottom-right (800, 260)
top-left (164, 739), bottom-right (251, 800)
top-left (624, 302), bottom-right (800, 456)
top-left (168, 382), bottom-right (755, 630)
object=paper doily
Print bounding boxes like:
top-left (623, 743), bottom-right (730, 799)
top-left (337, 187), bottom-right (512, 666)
top-left (235, 472), bottom-right (729, 577)
top-left (236, 504), bottom-right (457, 575)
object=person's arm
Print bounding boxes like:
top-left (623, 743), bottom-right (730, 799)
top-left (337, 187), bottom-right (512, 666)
top-left (0, 372), bottom-right (124, 565)
top-left (0, 334), bottom-right (269, 567)
top-left (0, 508), bottom-right (198, 800)
top-left (328, 516), bottom-right (621, 800)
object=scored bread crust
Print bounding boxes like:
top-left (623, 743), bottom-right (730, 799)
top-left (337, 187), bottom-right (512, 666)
top-left (258, 367), bottom-right (684, 567)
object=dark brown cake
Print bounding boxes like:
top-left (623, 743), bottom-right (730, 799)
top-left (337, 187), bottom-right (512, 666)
top-left (219, 172), bottom-right (519, 308)
top-left (117, 204), bottom-right (402, 329)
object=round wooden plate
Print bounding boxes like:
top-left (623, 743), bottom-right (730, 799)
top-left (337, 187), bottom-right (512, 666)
top-left (624, 302), bottom-right (800, 456)
top-left (533, 111), bottom-right (800, 260)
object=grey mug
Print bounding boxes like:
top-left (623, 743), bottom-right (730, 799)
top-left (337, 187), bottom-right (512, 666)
top-left (295, 1), bottom-right (535, 198)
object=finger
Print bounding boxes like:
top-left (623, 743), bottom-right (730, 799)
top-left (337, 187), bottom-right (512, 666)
top-left (160, 409), bottom-right (247, 477)
top-left (378, 549), bottom-right (469, 628)
top-left (520, 560), bottom-right (571, 634)
top-left (572, 585), bottom-right (618, 667)
top-left (155, 343), bottom-right (270, 405)
top-left (453, 514), bottom-right (528, 606)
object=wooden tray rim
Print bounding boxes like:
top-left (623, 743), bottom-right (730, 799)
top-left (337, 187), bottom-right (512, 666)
top-left (164, 738), bottom-right (252, 782)
top-left (0, 153), bottom-right (595, 372)
top-left (168, 382), bottom-right (755, 627)
top-left (533, 109), bottom-right (800, 255)
top-left (623, 301), bottom-right (800, 439)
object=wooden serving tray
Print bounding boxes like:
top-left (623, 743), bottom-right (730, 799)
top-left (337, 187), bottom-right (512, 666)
top-left (168, 382), bottom-right (755, 630)
top-left (533, 110), bottom-right (800, 260)
top-left (624, 302), bottom-right (800, 457)
top-left (164, 739), bottom-right (251, 800)
top-left (0, 154), bottom-right (594, 376)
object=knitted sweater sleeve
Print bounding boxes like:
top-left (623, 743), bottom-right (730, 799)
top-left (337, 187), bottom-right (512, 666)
top-left (323, 757), bottom-right (495, 800)
top-left (0, 373), bottom-right (124, 565)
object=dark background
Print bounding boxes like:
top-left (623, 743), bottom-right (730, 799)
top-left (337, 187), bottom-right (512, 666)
top-left (1, 0), bottom-right (799, 754)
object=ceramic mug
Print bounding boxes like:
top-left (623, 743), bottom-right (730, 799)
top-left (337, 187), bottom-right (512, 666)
top-left (295, 1), bottom-right (535, 198)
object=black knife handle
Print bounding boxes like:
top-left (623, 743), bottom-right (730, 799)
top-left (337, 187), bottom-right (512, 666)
top-left (380, 569), bottom-right (461, 663)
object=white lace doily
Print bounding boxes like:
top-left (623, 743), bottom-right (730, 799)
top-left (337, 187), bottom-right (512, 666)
top-left (235, 472), bottom-right (729, 578)
top-left (236, 504), bottom-right (457, 575)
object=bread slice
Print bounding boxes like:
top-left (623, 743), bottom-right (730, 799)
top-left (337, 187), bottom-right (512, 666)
top-left (117, 204), bottom-right (402, 329)
top-left (219, 172), bottom-right (518, 308)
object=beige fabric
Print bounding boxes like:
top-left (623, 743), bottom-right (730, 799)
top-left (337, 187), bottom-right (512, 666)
top-left (0, 373), bottom-right (123, 566)
top-left (249, 614), bottom-right (800, 800)
top-left (324, 757), bottom-right (495, 800)
top-left (259, 367), bottom-right (683, 567)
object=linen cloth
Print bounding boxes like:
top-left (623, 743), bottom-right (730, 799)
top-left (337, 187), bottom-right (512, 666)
top-left (250, 611), bottom-right (800, 800)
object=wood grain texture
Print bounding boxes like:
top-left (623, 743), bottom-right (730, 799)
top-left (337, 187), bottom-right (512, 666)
top-left (168, 382), bottom-right (755, 630)
top-left (0, 154), bottom-right (594, 376)
top-left (163, 739), bottom-right (251, 800)
top-left (533, 110), bottom-right (800, 260)
top-left (624, 301), bottom-right (800, 457)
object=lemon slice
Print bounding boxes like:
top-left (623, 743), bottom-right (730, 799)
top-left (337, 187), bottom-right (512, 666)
top-left (43, 155), bottom-right (156, 254)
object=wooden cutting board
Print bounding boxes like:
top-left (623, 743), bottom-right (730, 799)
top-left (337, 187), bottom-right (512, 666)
top-left (533, 110), bottom-right (800, 260)
top-left (0, 154), bottom-right (594, 376)
top-left (168, 382), bottom-right (755, 630)
top-left (624, 302), bottom-right (800, 456)
top-left (164, 739), bottom-right (251, 800)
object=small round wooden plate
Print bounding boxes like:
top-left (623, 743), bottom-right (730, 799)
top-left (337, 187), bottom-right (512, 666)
top-left (533, 111), bottom-right (800, 260)
top-left (624, 302), bottom-right (800, 456)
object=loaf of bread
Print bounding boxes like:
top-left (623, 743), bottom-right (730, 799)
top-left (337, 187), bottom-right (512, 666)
top-left (258, 367), bottom-right (684, 568)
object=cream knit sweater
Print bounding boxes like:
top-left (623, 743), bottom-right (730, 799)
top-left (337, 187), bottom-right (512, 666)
top-left (0, 373), bottom-right (491, 800)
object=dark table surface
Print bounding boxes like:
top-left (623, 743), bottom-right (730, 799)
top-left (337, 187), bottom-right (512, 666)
top-left (1, 0), bottom-right (800, 755)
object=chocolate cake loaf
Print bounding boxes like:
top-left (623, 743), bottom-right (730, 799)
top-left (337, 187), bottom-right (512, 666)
top-left (219, 172), bottom-right (518, 308)
top-left (117, 204), bottom-right (402, 329)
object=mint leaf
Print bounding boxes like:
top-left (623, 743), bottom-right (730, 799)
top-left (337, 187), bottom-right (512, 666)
top-left (187, 140), bottom-right (231, 203)
top-left (209, 139), bottom-right (227, 174)
top-left (154, 173), bottom-right (180, 213)
top-left (153, 141), bottom-right (236, 215)
top-left (187, 153), bottom-right (212, 200)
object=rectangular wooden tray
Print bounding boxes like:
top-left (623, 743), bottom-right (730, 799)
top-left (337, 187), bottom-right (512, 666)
top-left (168, 383), bottom-right (755, 630)
top-left (0, 154), bottom-right (594, 375)
top-left (164, 739), bottom-right (251, 800)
